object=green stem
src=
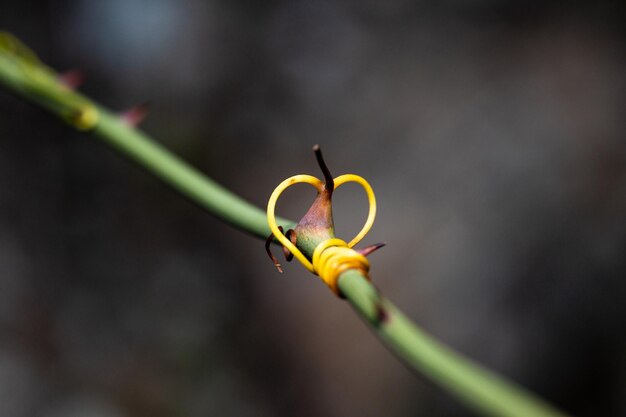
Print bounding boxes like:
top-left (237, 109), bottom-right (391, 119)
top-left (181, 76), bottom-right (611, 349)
top-left (0, 32), bottom-right (293, 238)
top-left (0, 33), bottom-right (571, 417)
top-left (93, 109), bottom-right (295, 238)
top-left (339, 271), bottom-right (568, 417)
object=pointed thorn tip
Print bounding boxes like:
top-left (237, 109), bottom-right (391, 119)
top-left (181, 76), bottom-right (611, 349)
top-left (58, 69), bottom-right (84, 90)
top-left (313, 145), bottom-right (333, 189)
top-left (358, 242), bottom-right (386, 257)
top-left (120, 103), bottom-right (149, 127)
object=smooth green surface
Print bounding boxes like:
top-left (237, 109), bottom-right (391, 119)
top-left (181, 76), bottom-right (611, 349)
top-left (339, 271), bottom-right (569, 417)
top-left (0, 33), bottom-right (571, 417)
top-left (92, 109), bottom-right (295, 238)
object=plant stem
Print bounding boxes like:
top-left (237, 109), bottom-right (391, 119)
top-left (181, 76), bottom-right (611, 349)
top-left (0, 33), bottom-right (571, 417)
top-left (0, 32), bottom-right (293, 238)
top-left (93, 108), bottom-right (295, 238)
top-left (339, 271), bottom-right (568, 417)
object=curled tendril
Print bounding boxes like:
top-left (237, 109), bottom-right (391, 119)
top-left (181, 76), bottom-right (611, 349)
top-left (266, 149), bottom-right (379, 295)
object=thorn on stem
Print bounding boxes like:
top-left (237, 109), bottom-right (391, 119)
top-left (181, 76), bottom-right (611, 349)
top-left (376, 304), bottom-right (389, 324)
top-left (283, 229), bottom-right (297, 262)
top-left (120, 102), bottom-right (149, 127)
top-left (265, 232), bottom-right (283, 273)
top-left (58, 69), bottom-right (84, 90)
top-left (313, 144), bottom-right (334, 191)
top-left (265, 226), bottom-right (297, 273)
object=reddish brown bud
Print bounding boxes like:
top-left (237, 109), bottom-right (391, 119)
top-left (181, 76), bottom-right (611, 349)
top-left (357, 242), bottom-right (386, 257)
top-left (58, 69), bottom-right (84, 90)
top-left (120, 103), bottom-right (149, 126)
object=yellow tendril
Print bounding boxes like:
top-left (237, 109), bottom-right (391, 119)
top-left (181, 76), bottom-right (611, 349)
top-left (267, 174), bottom-right (323, 272)
top-left (267, 172), bottom-right (377, 294)
top-left (333, 174), bottom-right (376, 247)
top-left (311, 238), bottom-right (369, 295)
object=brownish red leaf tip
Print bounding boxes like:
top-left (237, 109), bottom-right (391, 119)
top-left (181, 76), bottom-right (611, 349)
top-left (58, 69), bottom-right (84, 90)
top-left (120, 103), bottom-right (149, 127)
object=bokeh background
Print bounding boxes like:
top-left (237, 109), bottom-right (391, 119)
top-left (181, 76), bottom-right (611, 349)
top-left (1, 1), bottom-right (625, 416)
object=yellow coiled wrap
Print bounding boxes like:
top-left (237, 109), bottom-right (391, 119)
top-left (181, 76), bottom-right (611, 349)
top-left (267, 173), bottom-right (376, 296)
top-left (312, 238), bottom-right (369, 295)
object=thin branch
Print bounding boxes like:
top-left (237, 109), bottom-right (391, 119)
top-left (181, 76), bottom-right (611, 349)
top-left (339, 271), bottom-right (568, 417)
top-left (0, 33), bottom-right (570, 417)
top-left (0, 32), bottom-right (294, 238)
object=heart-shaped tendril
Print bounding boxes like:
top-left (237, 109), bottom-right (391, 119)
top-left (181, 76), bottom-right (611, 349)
top-left (266, 152), bottom-right (379, 295)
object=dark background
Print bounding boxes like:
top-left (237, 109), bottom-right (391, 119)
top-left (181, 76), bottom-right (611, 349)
top-left (1, 1), bottom-right (625, 416)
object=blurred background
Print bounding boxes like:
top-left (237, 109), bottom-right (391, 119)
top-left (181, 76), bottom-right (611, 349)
top-left (1, 1), bottom-right (625, 416)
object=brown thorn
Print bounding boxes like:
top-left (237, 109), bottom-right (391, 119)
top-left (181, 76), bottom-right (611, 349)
top-left (313, 144), bottom-right (334, 191)
top-left (283, 229), bottom-right (297, 262)
top-left (58, 69), bottom-right (84, 90)
top-left (265, 228), bottom-right (284, 273)
top-left (120, 102), bottom-right (149, 127)
top-left (376, 304), bottom-right (390, 324)
top-left (357, 242), bottom-right (386, 257)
